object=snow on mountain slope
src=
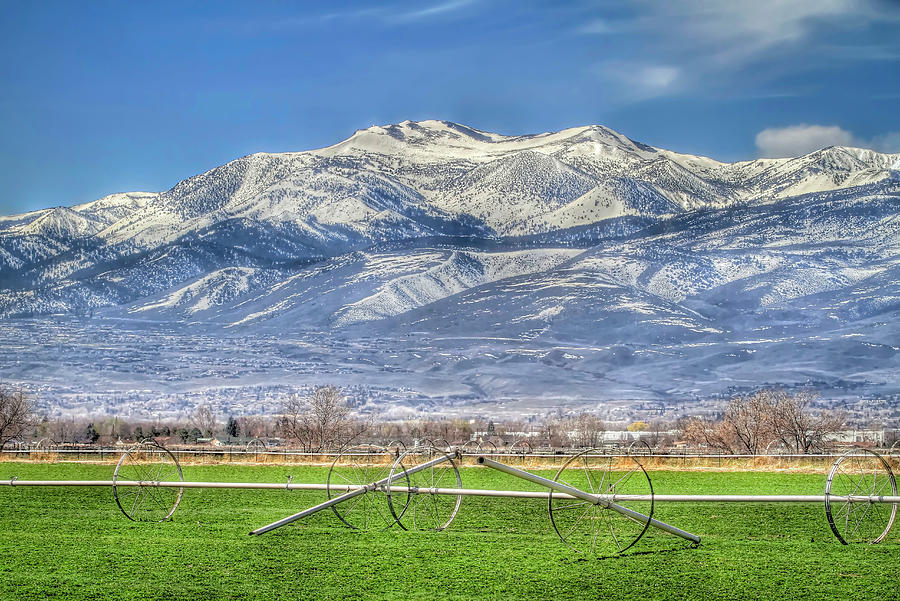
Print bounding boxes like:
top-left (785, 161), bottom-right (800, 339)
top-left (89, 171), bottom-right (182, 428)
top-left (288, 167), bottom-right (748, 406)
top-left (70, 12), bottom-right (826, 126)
top-left (123, 247), bottom-right (582, 328)
top-left (20, 206), bottom-right (105, 238)
top-left (0, 208), bottom-right (52, 233)
top-left (334, 248), bottom-right (581, 325)
top-left (1, 119), bottom-right (899, 326)
top-left (71, 192), bottom-right (156, 226)
top-left (92, 179), bottom-right (899, 346)
top-left (436, 151), bottom-right (597, 235)
top-left (87, 121), bottom-right (897, 251)
top-left (726, 146), bottom-right (900, 201)
top-left (133, 267), bottom-right (282, 315)
top-left (515, 177), bottom-right (679, 233)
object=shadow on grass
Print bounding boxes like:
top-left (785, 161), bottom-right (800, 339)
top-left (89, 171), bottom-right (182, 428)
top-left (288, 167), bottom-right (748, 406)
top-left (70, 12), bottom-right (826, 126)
top-left (561, 542), bottom-right (700, 564)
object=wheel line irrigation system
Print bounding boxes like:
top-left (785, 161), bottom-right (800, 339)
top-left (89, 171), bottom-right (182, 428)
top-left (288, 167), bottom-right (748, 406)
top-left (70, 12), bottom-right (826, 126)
top-left (2, 440), bottom-right (898, 554)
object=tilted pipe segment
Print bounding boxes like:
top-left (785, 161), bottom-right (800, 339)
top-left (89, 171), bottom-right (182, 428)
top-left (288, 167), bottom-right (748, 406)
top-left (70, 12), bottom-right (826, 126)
top-left (476, 455), bottom-right (701, 544)
top-left (248, 449), bottom-right (460, 535)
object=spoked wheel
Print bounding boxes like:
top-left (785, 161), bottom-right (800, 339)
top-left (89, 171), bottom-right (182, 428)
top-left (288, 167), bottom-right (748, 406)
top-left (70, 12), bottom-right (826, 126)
top-left (825, 448), bottom-right (897, 544)
top-left (628, 440), bottom-right (653, 457)
top-left (386, 440), bottom-right (407, 459)
top-left (459, 440), bottom-right (480, 464)
top-left (387, 447), bottom-right (462, 531)
top-left (326, 445), bottom-right (408, 530)
top-left (890, 439), bottom-right (900, 458)
top-left (508, 439), bottom-right (533, 466)
top-left (478, 441), bottom-right (497, 455)
top-left (113, 440), bottom-right (184, 522)
top-left (549, 449), bottom-right (654, 555)
top-left (430, 438), bottom-right (453, 453)
top-left (245, 438), bottom-right (266, 462)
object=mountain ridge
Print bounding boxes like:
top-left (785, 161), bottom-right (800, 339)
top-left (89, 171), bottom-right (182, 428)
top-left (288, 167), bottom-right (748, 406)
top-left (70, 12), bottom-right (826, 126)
top-left (0, 121), bottom-right (898, 410)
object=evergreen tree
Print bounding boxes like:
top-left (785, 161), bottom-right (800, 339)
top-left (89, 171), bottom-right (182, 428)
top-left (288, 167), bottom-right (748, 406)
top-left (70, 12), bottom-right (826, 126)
top-left (226, 416), bottom-right (239, 439)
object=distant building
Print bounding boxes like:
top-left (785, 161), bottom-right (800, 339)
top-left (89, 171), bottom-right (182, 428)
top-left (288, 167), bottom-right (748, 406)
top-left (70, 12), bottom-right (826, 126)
top-left (826, 429), bottom-right (886, 446)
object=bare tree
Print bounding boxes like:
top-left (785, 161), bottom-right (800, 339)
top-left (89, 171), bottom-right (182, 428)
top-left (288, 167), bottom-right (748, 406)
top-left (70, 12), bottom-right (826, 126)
top-left (237, 415), bottom-right (271, 438)
top-left (189, 405), bottom-right (218, 438)
top-left (683, 389), bottom-right (845, 455)
top-left (567, 412), bottom-right (606, 448)
top-left (0, 387), bottom-right (37, 448)
top-left (682, 417), bottom-right (737, 454)
top-left (724, 392), bottom-right (776, 455)
top-left (770, 390), bottom-right (844, 453)
top-left (278, 386), bottom-right (353, 452)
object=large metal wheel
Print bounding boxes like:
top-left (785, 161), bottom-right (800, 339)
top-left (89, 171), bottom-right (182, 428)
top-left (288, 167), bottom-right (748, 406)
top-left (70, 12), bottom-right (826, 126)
top-left (113, 440), bottom-right (184, 522)
top-left (326, 445), bottom-right (408, 530)
top-left (430, 438), bottom-right (453, 453)
top-left (890, 439), bottom-right (900, 458)
top-left (478, 440), bottom-right (498, 455)
top-left (245, 438), bottom-right (267, 462)
top-left (386, 440), bottom-right (407, 458)
top-left (458, 440), bottom-right (480, 464)
top-left (386, 447), bottom-right (462, 531)
top-left (508, 439), bottom-right (533, 466)
top-left (509, 439), bottom-right (533, 454)
top-left (549, 449), bottom-right (654, 555)
top-left (825, 448), bottom-right (897, 544)
top-left (628, 439), bottom-right (653, 457)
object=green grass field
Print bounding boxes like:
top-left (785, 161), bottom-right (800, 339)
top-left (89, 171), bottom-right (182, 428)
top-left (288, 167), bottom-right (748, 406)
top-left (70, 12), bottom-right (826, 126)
top-left (1, 461), bottom-right (897, 600)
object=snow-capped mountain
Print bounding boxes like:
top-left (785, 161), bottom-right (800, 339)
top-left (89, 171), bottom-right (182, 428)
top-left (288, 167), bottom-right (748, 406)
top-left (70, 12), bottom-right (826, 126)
top-left (0, 120), bottom-right (898, 411)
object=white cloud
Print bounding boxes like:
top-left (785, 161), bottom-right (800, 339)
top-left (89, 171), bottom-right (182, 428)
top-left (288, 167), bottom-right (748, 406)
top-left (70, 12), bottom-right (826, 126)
top-left (755, 124), bottom-right (900, 157)
top-left (639, 66), bottom-right (680, 89)
top-left (870, 132), bottom-right (900, 153)
top-left (637, 0), bottom-right (866, 66)
top-left (389, 0), bottom-right (476, 23)
top-left (755, 125), bottom-right (855, 157)
top-left (222, 1), bottom-right (478, 33)
top-left (588, 0), bottom-right (899, 101)
top-left (577, 19), bottom-right (613, 35)
top-left (597, 62), bottom-right (681, 100)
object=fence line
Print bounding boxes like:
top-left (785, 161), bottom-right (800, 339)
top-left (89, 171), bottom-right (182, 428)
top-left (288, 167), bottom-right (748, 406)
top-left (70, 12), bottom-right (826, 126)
top-left (2, 447), bottom-right (897, 461)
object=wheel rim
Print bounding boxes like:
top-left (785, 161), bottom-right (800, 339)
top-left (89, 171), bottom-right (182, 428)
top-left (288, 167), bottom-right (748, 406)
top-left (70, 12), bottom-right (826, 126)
top-left (825, 448), bottom-right (897, 544)
top-left (245, 438), bottom-right (266, 462)
top-left (387, 446), bottom-right (462, 531)
top-left (890, 439), bottom-right (900, 458)
top-left (478, 441), bottom-right (497, 455)
top-left (508, 440), bottom-right (533, 466)
top-left (386, 440), bottom-right (407, 459)
top-left (327, 445), bottom-right (405, 530)
top-left (430, 438), bottom-right (453, 453)
top-left (113, 440), bottom-right (184, 522)
top-left (549, 448), bottom-right (654, 555)
top-left (628, 440), bottom-right (652, 457)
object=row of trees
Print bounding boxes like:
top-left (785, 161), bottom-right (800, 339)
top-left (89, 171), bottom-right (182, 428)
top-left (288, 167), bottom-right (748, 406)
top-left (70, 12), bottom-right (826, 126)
top-left (1, 384), bottom-right (855, 453)
top-left (682, 390), bottom-right (845, 454)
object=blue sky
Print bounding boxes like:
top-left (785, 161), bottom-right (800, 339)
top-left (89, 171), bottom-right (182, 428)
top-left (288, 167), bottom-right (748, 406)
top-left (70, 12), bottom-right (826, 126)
top-left (2, 0), bottom-right (899, 215)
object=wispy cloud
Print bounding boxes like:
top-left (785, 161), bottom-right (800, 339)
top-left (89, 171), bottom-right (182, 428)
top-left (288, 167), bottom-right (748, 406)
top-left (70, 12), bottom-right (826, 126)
top-left (576, 19), bottom-right (613, 35)
top-left (388, 0), bottom-right (477, 23)
top-left (584, 0), bottom-right (900, 102)
top-left (597, 62), bottom-right (681, 100)
top-left (225, 1), bottom-right (479, 33)
top-left (755, 124), bottom-right (900, 157)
